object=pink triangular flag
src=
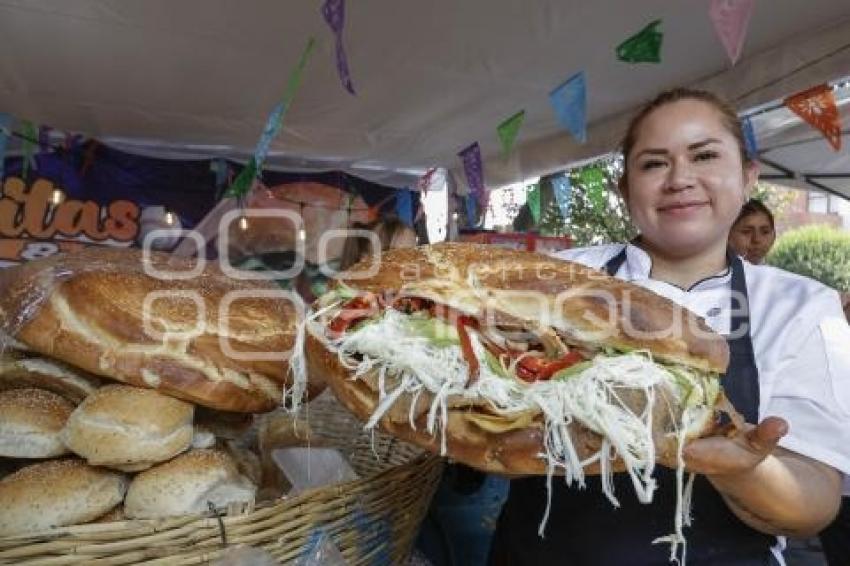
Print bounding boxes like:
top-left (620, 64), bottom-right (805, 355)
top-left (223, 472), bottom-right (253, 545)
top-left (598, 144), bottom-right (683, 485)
top-left (709, 0), bottom-right (756, 65)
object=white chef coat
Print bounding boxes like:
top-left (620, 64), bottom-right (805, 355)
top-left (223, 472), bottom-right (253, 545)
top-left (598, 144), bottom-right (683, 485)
top-left (554, 243), bottom-right (850, 479)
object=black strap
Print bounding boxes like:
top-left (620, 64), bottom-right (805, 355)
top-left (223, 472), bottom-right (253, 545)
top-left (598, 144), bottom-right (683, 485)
top-left (725, 251), bottom-right (760, 423)
top-left (603, 246), bottom-right (628, 277)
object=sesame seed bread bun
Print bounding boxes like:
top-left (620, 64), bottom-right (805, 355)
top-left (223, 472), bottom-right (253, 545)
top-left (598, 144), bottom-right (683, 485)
top-left (0, 388), bottom-right (74, 458)
top-left (61, 384), bottom-right (194, 471)
top-left (124, 449), bottom-right (256, 519)
top-left (0, 459), bottom-right (127, 536)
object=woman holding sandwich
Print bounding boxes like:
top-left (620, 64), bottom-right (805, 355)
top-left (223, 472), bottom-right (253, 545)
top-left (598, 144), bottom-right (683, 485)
top-left (490, 88), bottom-right (850, 565)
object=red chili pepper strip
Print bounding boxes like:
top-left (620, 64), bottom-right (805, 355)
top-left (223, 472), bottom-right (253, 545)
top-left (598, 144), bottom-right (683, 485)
top-left (536, 351), bottom-right (585, 380)
top-left (513, 350), bottom-right (584, 382)
top-left (328, 294), bottom-right (380, 336)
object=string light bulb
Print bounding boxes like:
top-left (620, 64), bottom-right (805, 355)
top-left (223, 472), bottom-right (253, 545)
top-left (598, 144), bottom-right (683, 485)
top-left (238, 216), bottom-right (249, 231)
top-left (297, 201), bottom-right (306, 241)
top-left (164, 211), bottom-right (175, 226)
top-left (51, 189), bottom-right (65, 205)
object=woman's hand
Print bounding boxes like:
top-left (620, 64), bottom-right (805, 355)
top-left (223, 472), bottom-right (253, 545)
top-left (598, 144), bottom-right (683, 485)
top-left (683, 416), bottom-right (788, 475)
top-left (680, 417), bottom-right (842, 537)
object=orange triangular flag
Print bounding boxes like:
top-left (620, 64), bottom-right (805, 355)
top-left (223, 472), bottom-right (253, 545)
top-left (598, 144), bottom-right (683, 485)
top-left (785, 84), bottom-right (842, 151)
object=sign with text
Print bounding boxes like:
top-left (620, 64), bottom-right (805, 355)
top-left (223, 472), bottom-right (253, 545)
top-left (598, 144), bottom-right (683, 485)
top-left (0, 144), bottom-right (219, 267)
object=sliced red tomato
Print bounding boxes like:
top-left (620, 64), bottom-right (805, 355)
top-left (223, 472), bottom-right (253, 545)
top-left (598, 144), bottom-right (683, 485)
top-left (328, 294), bottom-right (381, 335)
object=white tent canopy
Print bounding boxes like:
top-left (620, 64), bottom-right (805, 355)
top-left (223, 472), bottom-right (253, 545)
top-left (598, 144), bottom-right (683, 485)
top-left (1, 0), bottom-right (849, 190)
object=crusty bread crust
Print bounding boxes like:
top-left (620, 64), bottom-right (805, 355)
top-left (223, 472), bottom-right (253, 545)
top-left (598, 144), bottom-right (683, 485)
top-left (336, 243), bottom-right (729, 373)
top-left (0, 247), bottom-right (307, 412)
top-left (0, 351), bottom-right (101, 404)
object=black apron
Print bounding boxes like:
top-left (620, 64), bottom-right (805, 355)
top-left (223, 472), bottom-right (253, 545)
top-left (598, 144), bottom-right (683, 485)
top-left (489, 247), bottom-right (776, 565)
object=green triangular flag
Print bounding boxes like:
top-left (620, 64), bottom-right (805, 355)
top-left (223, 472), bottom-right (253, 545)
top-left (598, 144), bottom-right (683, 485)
top-left (579, 166), bottom-right (607, 212)
top-left (224, 157), bottom-right (258, 199)
top-left (527, 184), bottom-right (541, 224)
top-left (617, 20), bottom-right (663, 63)
top-left (20, 120), bottom-right (37, 180)
top-left (497, 110), bottom-right (526, 156)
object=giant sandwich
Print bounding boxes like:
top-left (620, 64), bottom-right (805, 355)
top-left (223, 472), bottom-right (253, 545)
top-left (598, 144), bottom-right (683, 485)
top-left (0, 247), bottom-right (314, 413)
top-left (304, 243), bottom-right (737, 541)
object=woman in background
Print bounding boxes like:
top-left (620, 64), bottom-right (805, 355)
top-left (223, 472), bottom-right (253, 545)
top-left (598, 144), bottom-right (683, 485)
top-left (728, 199), bottom-right (776, 264)
top-left (727, 177), bottom-right (849, 566)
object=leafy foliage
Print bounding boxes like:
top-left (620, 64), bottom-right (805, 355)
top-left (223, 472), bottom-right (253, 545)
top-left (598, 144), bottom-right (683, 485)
top-left (750, 182), bottom-right (797, 221)
top-left (513, 155), bottom-right (636, 245)
top-left (766, 224), bottom-right (850, 292)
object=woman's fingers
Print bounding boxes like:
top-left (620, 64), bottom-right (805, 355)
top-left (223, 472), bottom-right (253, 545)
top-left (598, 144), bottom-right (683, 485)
top-left (681, 416), bottom-right (789, 475)
top-left (743, 416), bottom-right (788, 455)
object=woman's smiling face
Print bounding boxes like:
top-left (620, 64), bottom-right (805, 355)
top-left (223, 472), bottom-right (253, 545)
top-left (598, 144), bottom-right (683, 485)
top-left (622, 99), bottom-right (758, 258)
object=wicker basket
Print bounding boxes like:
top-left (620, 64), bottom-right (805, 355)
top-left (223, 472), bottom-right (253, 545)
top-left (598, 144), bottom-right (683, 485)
top-left (0, 396), bottom-right (443, 565)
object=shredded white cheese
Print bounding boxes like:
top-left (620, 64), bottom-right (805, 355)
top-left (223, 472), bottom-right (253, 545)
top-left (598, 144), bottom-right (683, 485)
top-left (285, 300), bottom-right (341, 412)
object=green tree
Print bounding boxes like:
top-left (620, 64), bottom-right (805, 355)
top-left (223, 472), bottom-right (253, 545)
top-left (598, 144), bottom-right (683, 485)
top-left (513, 155), bottom-right (636, 245)
top-left (766, 225), bottom-right (850, 292)
top-left (750, 182), bottom-right (796, 222)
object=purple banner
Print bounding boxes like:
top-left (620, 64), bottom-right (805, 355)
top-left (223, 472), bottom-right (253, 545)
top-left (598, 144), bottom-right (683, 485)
top-left (322, 0), bottom-right (356, 95)
top-left (38, 125), bottom-right (51, 152)
top-left (458, 142), bottom-right (485, 202)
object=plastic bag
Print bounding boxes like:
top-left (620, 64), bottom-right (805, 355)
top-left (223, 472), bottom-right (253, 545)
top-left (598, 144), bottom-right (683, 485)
top-left (293, 530), bottom-right (347, 566)
top-left (272, 446), bottom-right (358, 494)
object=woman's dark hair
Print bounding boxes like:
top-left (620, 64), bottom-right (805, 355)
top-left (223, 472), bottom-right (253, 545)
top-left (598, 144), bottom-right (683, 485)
top-left (619, 88), bottom-right (751, 185)
top-left (372, 215), bottom-right (413, 251)
top-left (338, 222), bottom-right (373, 271)
top-left (338, 215), bottom-right (415, 270)
top-left (734, 198), bottom-right (775, 231)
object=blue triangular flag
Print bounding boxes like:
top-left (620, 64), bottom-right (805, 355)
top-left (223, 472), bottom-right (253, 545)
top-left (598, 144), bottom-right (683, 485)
top-left (551, 173), bottom-right (573, 220)
top-left (549, 72), bottom-right (587, 143)
top-left (0, 114), bottom-right (12, 181)
top-left (395, 188), bottom-right (413, 225)
top-left (210, 158), bottom-right (228, 189)
top-left (465, 195), bottom-right (477, 227)
top-left (742, 116), bottom-right (758, 159)
top-left (250, 37), bottom-right (317, 174)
